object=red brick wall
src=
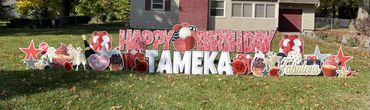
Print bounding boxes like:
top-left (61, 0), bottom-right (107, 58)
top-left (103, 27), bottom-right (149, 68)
top-left (179, 0), bottom-right (209, 30)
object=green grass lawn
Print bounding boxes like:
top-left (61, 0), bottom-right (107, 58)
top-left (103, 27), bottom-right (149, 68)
top-left (0, 23), bottom-right (369, 109)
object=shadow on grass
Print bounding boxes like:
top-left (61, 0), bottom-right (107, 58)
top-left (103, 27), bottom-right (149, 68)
top-left (0, 22), bottom-right (128, 37)
top-left (0, 69), bottom-right (148, 100)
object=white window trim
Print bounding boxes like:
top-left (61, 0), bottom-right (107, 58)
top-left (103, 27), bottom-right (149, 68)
top-left (231, 1), bottom-right (277, 19)
top-left (209, 0), bottom-right (226, 18)
top-left (151, 0), bottom-right (165, 11)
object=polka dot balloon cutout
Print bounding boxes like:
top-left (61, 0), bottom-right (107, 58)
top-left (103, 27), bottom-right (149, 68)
top-left (287, 51), bottom-right (302, 65)
top-left (279, 35), bottom-right (304, 55)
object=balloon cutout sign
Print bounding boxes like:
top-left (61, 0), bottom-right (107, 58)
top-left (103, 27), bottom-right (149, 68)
top-left (19, 23), bottom-right (355, 77)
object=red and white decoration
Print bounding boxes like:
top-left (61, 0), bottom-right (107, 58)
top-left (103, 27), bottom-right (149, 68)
top-left (279, 35), bottom-right (304, 55)
top-left (87, 54), bottom-right (110, 72)
top-left (123, 49), bottom-right (148, 72)
top-left (89, 31), bottom-right (113, 51)
top-left (172, 23), bottom-right (197, 51)
top-left (232, 54), bottom-right (248, 75)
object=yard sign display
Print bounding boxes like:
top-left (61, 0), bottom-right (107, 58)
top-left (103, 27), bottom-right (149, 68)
top-left (19, 22), bottom-right (354, 77)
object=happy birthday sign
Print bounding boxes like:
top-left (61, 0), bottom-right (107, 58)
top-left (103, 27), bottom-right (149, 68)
top-left (119, 30), bottom-right (275, 53)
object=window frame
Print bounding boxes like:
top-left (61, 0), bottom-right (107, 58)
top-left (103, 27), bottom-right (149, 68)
top-left (151, 0), bottom-right (165, 10)
top-left (231, 1), bottom-right (276, 19)
top-left (254, 3), bottom-right (267, 18)
top-left (209, 0), bottom-right (226, 18)
top-left (265, 4), bottom-right (276, 18)
top-left (231, 2), bottom-right (253, 18)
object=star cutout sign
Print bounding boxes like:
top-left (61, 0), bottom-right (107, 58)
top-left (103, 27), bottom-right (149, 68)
top-left (23, 57), bottom-right (38, 69)
top-left (263, 68), bottom-right (269, 77)
top-left (336, 67), bottom-right (350, 78)
top-left (336, 46), bottom-right (352, 68)
top-left (314, 45), bottom-right (330, 62)
top-left (19, 40), bottom-right (42, 60)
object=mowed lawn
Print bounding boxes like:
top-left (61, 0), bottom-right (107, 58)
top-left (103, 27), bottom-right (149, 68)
top-left (0, 23), bottom-right (369, 109)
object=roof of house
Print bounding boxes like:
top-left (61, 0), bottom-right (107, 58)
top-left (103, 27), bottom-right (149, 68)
top-left (279, 0), bottom-right (320, 4)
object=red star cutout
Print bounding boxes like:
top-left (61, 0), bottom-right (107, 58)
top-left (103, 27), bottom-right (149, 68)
top-left (336, 46), bottom-right (352, 68)
top-left (19, 40), bottom-right (42, 60)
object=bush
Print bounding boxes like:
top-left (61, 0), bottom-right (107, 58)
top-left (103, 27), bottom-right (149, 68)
top-left (347, 37), bottom-right (361, 47)
top-left (53, 16), bottom-right (91, 26)
top-left (74, 0), bottom-right (130, 21)
top-left (7, 16), bottom-right (90, 28)
top-left (354, 18), bottom-right (370, 46)
top-left (317, 32), bottom-right (328, 40)
top-left (316, 32), bottom-right (342, 43)
top-left (7, 18), bottom-right (53, 28)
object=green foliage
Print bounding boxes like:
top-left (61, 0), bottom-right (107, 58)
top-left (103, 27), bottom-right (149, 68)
top-left (15, 0), bottom-right (79, 18)
top-left (316, 32), bottom-right (329, 40)
top-left (74, 0), bottom-right (130, 21)
top-left (316, 32), bottom-right (343, 43)
top-left (317, 0), bottom-right (359, 18)
top-left (347, 37), bottom-right (361, 47)
top-left (319, 0), bottom-right (359, 9)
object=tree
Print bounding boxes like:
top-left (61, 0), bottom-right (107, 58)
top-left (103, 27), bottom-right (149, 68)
top-left (16, 0), bottom-right (49, 18)
top-left (15, 0), bottom-right (78, 18)
top-left (74, 0), bottom-right (130, 22)
top-left (357, 0), bottom-right (370, 19)
top-left (317, 0), bottom-right (359, 18)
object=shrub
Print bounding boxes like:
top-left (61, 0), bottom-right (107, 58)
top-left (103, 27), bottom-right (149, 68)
top-left (7, 18), bottom-right (53, 28)
top-left (74, 0), bottom-right (130, 21)
top-left (347, 37), bottom-right (361, 47)
top-left (354, 18), bottom-right (370, 46)
top-left (53, 16), bottom-right (91, 26)
top-left (316, 32), bottom-right (328, 40)
top-left (7, 16), bottom-right (90, 28)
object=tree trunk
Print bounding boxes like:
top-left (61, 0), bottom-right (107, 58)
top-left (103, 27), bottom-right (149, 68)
top-left (357, 0), bottom-right (369, 19)
top-left (332, 5), bottom-right (337, 18)
top-left (60, 0), bottom-right (72, 16)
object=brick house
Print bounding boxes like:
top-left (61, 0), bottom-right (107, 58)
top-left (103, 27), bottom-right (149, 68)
top-left (130, 0), bottom-right (319, 32)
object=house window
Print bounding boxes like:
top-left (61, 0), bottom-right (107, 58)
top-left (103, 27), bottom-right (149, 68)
top-left (255, 4), bottom-right (265, 18)
top-left (232, 3), bottom-right (252, 17)
top-left (243, 4), bottom-right (253, 17)
top-left (232, 3), bottom-right (242, 17)
top-left (152, 0), bottom-right (165, 10)
top-left (232, 1), bottom-right (274, 18)
top-left (266, 4), bottom-right (275, 18)
top-left (255, 4), bottom-right (275, 18)
top-left (210, 0), bottom-right (225, 16)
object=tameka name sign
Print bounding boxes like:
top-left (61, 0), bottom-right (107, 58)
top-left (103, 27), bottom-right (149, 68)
top-left (119, 26), bottom-right (275, 75)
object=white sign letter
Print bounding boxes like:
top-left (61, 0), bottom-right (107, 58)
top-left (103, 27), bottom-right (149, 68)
top-left (204, 51), bottom-right (218, 74)
top-left (217, 52), bottom-right (233, 75)
top-left (157, 50), bottom-right (173, 73)
top-left (192, 51), bottom-right (204, 75)
top-left (173, 51), bottom-right (192, 74)
top-left (145, 50), bottom-right (158, 73)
